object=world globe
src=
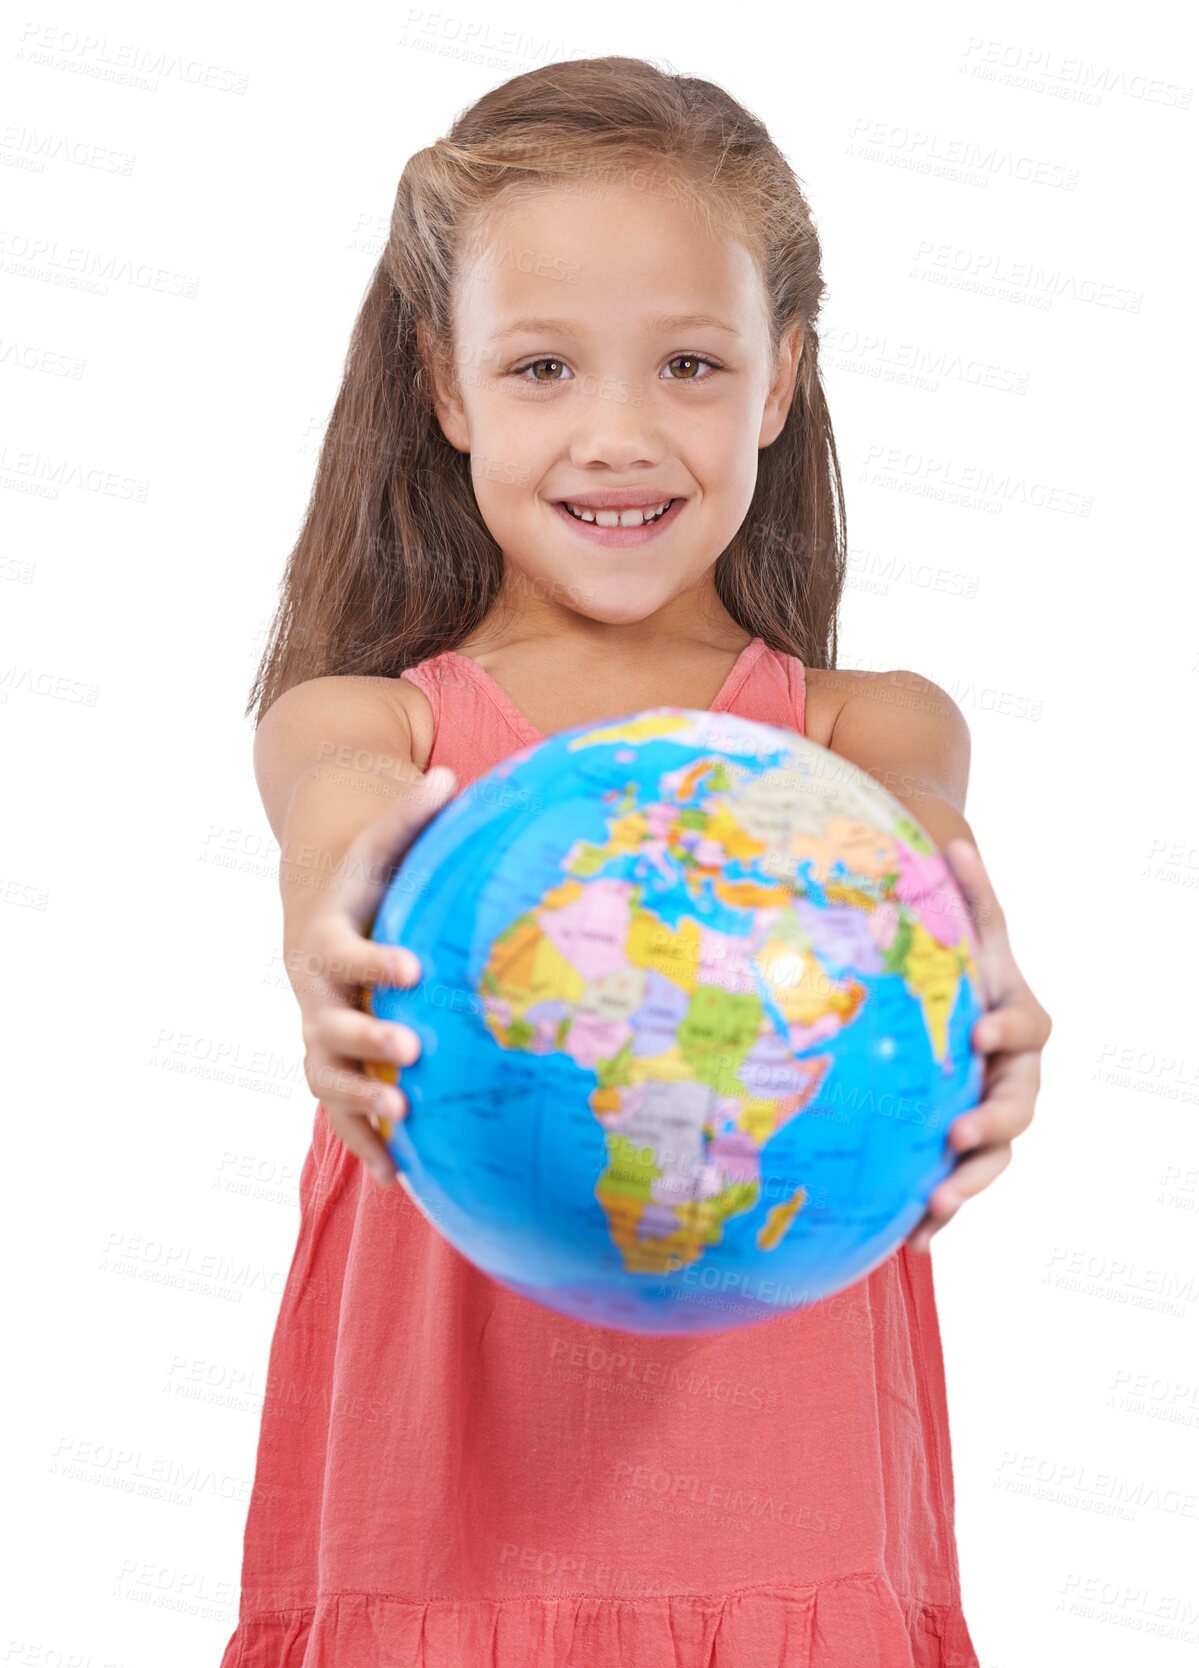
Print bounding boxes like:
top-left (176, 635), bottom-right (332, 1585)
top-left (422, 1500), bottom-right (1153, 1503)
top-left (365, 706), bottom-right (985, 1337)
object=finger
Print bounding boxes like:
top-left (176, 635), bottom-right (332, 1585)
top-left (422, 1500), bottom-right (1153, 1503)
top-left (906, 1143), bottom-right (1012, 1252)
top-left (335, 768), bottom-right (458, 923)
top-left (950, 1059), bottom-right (1040, 1152)
top-left (323, 1101), bottom-right (401, 1188)
top-left (953, 1074), bottom-right (1033, 1154)
top-left (971, 996), bottom-right (1052, 1057)
top-left (306, 1049), bottom-right (407, 1126)
top-left (297, 915), bottom-right (425, 996)
top-left (942, 1140), bottom-right (1012, 1202)
top-left (311, 1007), bottom-right (422, 1068)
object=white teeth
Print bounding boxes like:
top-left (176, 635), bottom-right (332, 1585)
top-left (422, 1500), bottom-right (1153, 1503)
top-left (562, 500), bottom-right (673, 527)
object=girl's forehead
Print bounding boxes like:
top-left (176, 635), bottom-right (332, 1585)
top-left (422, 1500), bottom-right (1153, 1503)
top-left (457, 188), bottom-right (764, 333)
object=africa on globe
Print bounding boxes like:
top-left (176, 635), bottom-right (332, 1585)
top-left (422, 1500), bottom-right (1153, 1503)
top-left (364, 706), bottom-right (984, 1337)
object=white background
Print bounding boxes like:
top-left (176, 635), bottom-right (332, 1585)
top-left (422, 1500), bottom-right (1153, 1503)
top-left (2, 2), bottom-right (1196, 1664)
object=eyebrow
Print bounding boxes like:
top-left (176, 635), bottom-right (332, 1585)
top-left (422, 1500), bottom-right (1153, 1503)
top-left (490, 312), bottom-right (741, 342)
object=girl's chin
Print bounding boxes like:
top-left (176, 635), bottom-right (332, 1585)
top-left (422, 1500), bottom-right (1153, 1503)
top-left (504, 569), bottom-right (678, 626)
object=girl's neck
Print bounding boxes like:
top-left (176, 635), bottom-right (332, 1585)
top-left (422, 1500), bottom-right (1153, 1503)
top-left (455, 591), bottom-right (751, 668)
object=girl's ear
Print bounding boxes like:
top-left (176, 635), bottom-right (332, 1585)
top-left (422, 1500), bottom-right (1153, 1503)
top-left (759, 323), bottom-right (805, 450)
top-left (416, 319), bottom-right (470, 454)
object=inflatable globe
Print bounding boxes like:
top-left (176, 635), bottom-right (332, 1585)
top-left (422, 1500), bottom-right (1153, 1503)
top-left (364, 707), bottom-right (984, 1336)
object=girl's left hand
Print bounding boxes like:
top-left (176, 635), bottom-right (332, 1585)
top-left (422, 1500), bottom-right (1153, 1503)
top-left (905, 839), bottom-right (1053, 1255)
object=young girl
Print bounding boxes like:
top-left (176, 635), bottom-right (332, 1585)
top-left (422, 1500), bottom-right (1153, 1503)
top-left (220, 56), bottom-right (1051, 1668)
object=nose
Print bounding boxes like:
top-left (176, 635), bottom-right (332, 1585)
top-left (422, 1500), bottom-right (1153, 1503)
top-left (564, 376), bottom-right (666, 471)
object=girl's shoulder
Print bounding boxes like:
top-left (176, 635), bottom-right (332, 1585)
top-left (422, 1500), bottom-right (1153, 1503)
top-left (390, 667), bottom-right (437, 770)
top-left (796, 665), bottom-right (842, 750)
top-left (820, 665), bottom-right (971, 809)
top-left (263, 669), bottom-right (427, 772)
top-left (253, 673), bottom-right (422, 840)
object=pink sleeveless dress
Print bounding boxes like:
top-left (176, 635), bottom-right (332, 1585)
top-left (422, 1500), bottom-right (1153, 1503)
top-left (218, 637), bottom-right (980, 1668)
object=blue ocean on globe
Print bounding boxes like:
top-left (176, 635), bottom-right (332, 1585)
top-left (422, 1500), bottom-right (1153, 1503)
top-left (367, 706), bottom-right (984, 1336)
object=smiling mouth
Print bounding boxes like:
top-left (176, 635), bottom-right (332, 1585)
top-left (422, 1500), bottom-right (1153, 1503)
top-left (559, 498), bottom-right (679, 528)
top-left (550, 496), bottom-right (687, 549)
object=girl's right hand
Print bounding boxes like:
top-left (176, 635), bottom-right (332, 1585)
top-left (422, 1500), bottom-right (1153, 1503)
top-left (288, 765), bottom-right (458, 1187)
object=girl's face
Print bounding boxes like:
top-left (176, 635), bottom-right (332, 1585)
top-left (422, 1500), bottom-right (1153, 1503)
top-left (429, 177), bottom-right (802, 635)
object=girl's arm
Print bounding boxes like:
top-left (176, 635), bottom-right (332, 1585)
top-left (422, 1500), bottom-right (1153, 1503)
top-left (254, 676), bottom-right (425, 956)
top-left (828, 667), bottom-right (1053, 1254)
top-left (253, 676), bottom-right (455, 1183)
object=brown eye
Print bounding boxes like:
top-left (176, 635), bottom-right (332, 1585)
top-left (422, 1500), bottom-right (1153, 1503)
top-left (664, 355), bottom-right (721, 382)
top-left (516, 358), bottom-right (569, 384)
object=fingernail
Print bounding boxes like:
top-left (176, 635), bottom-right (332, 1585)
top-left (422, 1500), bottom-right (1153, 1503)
top-left (426, 767), bottom-right (456, 795)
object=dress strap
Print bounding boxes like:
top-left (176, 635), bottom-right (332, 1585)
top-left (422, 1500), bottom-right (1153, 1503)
top-left (715, 642), bottom-right (806, 737)
top-left (398, 654), bottom-right (538, 786)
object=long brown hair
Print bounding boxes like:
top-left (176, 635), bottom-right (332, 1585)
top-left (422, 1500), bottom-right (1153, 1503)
top-left (246, 56), bottom-right (847, 726)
